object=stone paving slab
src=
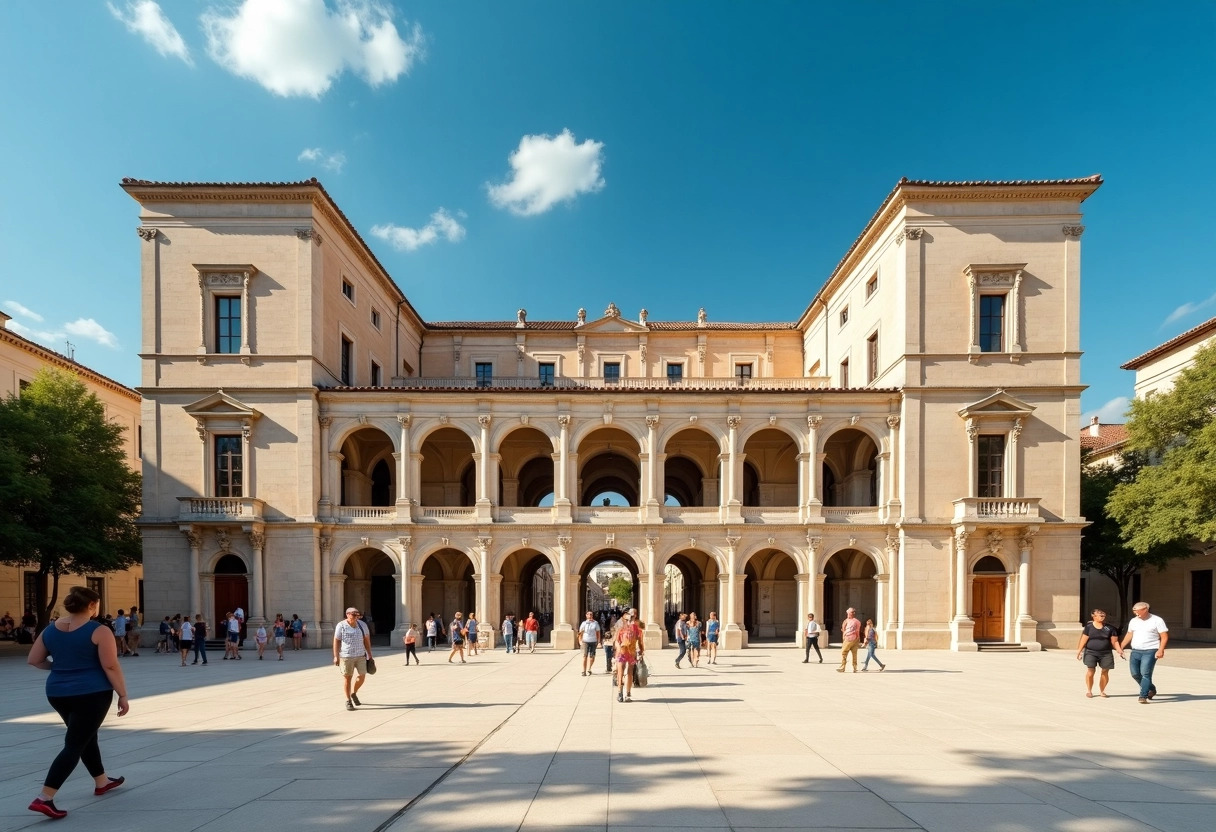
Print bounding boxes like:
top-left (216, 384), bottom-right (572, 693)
top-left (1, 642), bottom-right (1214, 831)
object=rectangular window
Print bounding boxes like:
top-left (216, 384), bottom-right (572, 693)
top-left (839, 306), bottom-right (849, 326)
top-left (604, 362), bottom-right (621, 384)
top-left (1191, 570), bottom-right (1213, 629)
top-left (475, 362), bottom-right (493, 388)
top-left (18, 379), bottom-right (30, 394)
top-left (979, 294), bottom-right (1006, 353)
top-left (342, 279), bottom-right (354, 303)
top-left (215, 296), bottom-right (241, 354)
top-left (867, 332), bottom-right (879, 383)
top-left (735, 363), bottom-right (753, 384)
top-left (866, 274), bottom-right (878, 299)
top-left (340, 336), bottom-right (352, 385)
top-left (85, 577), bottom-right (105, 611)
top-left (371, 309), bottom-right (381, 329)
top-left (839, 358), bottom-right (849, 388)
top-left (667, 363), bottom-right (684, 384)
top-left (539, 362), bottom-right (555, 387)
top-left (371, 361), bottom-right (381, 387)
top-left (24, 571), bottom-right (41, 614)
top-left (215, 435), bottom-right (243, 498)
top-left (977, 435), bottom-right (1006, 498)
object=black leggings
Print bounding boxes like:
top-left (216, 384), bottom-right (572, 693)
top-left (404, 642), bottom-right (418, 663)
top-left (45, 690), bottom-right (113, 789)
top-left (805, 636), bottom-right (822, 661)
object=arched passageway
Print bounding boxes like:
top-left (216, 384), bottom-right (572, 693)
top-left (499, 427), bottom-right (554, 506)
top-left (821, 428), bottom-right (879, 506)
top-left (578, 428), bottom-right (641, 505)
top-left (742, 549), bottom-right (798, 639)
top-left (742, 428), bottom-right (799, 506)
top-left (213, 553), bottom-right (248, 636)
top-left (342, 548), bottom-right (396, 639)
top-left (417, 549), bottom-right (475, 639)
top-left (499, 549), bottom-right (556, 640)
top-left (580, 552), bottom-right (639, 621)
top-left (663, 550), bottom-right (721, 639)
top-left (662, 428), bottom-right (720, 506)
top-left (822, 548), bottom-right (878, 641)
top-left (338, 427), bottom-right (395, 506)
top-left (419, 428), bottom-right (475, 506)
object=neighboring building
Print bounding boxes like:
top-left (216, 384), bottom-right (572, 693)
top-left (124, 174), bottom-right (1100, 651)
top-left (0, 310), bottom-right (143, 620)
top-left (1084, 316), bottom-right (1216, 640)
top-left (1080, 416), bottom-right (1128, 470)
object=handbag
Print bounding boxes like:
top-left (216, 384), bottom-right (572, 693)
top-left (366, 657), bottom-right (377, 674)
top-left (634, 656), bottom-right (649, 687)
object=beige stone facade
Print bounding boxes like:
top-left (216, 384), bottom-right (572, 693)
top-left (0, 311), bottom-right (144, 622)
top-left (123, 175), bottom-right (1101, 651)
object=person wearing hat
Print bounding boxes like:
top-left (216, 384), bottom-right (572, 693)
top-left (333, 607), bottom-right (373, 711)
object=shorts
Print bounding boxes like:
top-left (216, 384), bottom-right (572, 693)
top-left (707, 634), bottom-right (718, 644)
top-left (179, 639), bottom-right (193, 650)
top-left (227, 631), bottom-right (240, 643)
top-left (1083, 651), bottom-right (1114, 670)
top-left (275, 637), bottom-right (286, 646)
top-left (582, 642), bottom-right (598, 658)
top-left (616, 650), bottom-right (637, 665)
top-left (339, 657), bottom-right (368, 677)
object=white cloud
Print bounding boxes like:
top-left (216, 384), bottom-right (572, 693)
top-left (297, 147), bottom-right (347, 172)
top-left (371, 208), bottom-right (466, 252)
top-left (202, 0), bottom-right (424, 99)
top-left (3, 300), bottom-right (44, 322)
top-left (1081, 396), bottom-right (1130, 427)
top-left (64, 319), bottom-right (120, 350)
top-left (1162, 291), bottom-right (1216, 328)
top-left (108, 1), bottom-right (193, 65)
top-left (487, 129), bottom-right (605, 216)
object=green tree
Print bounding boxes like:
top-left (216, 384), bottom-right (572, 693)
top-left (607, 575), bottom-right (633, 606)
top-left (1108, 340), bottom-right (1216, 553)
top-left (1081, 453), bottom-right (1190, 624)
top-left (0, 368), bottom-right (142, 629)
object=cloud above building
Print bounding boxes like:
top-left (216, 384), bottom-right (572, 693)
top-left (4, 302), bottom-right (120, 352)
top-left (202, 0), bottom-right (424, 98)
top-left (487, 129), bottom-right (605, 216)
top-left (298, 147), bottom-right (347, 172)
top-left (371, 208), bottom-right (467, 252)
top-left (107, 1), bottom-right (193, 65)
top-left (1162, 291), bottom-right (1216, 328)
top-left (1080, 396), bottom-right (1130, 427)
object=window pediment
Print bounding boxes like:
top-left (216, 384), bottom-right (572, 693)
top-left (184, 391), bottom-right (261, 439)
top-left (957, 390), bottom-right (1034, 421)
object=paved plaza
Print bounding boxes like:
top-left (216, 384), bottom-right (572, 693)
top-left (2, 641), bottom-right (1214, 832)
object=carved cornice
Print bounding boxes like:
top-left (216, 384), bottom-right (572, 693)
top-left (136, 227), bottom-right (159, 241)
top-left (726, 416), bottom-right (742, 429)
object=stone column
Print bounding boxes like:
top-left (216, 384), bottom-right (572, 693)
top-left (1010, 417), bottom-right (1023, 498)
top-left (806, 415), bottom-right (822, 521)
top-left (722, 533), bottom-right (745, 649)
top-left (553, 535), bottom-right (575, 649)
top-left (645, 416), bottom-right (661, 520)
top-left (965, 419), bottom-right (978, 498)
top-left (873, 573), bottom-right (888, 640)
top-left (951, 527), bottom-right (976, 651)
top-left (241, 420), bottom-right (253, 497)
top-left (795, 572), bottom-right (809, 645)
top-left (475, 537), bottom-right (492, 629)
top-left (885, 530), bottom-right (901, 645)
top-left (886, 415), bottom-right (902, 518)
top-left (248, 529), bottom-right (265, 626)
top-left (814, 572), bottom-right (826, 632)
top-left (409, 572), bottom-right (425, 631)
top-left (391, 536), bottom-right (412, 645)
top-left (318, 416), bottom-right (333, 516)
top-left (328, 451), bottom-right (344, 519)
top-left (1014, 528), bottom-right (1039, 648)
top-left (200, 572), bottom-right (215, 625)
top-left (318, 535), bottom-right (334, 645)
top-left (555, 416), bottom-right (572, 521)
top-left (725, 416), bottom-right (742, 522)
top-left (183, 528), bottom-right (202, 617)
top-left (395, 415), bottom-right (413, 518)
top-left (329, 573), bottom-right (348, 626)
top-left (239, 271), bottom-right (252, 356)
top-left (475, 415), bottom-right (493, 521)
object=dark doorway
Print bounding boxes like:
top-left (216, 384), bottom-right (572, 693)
top-left (213, 554), bottom-right (248, 636)
top-left (370, 574), bottom-right (396, 635)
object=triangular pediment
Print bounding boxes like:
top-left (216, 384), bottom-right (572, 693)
top-left (957, 390), bottom-right (1035, 420)
top-left (577, 315), bottom-right (649, 333)
top-left (183, 390), bottom-right (261, 421)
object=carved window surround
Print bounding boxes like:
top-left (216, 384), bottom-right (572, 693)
top-left (195, 264), bottom-right (257, 364)
top-left (963, 263), bottom-right (1025, 363)
top-left (958, 392), bottom-right (1034, 499)
top-left (183, 392), bottom-right (261, 498)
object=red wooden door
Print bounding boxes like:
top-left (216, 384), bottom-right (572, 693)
top-left (971, 577), bottom-right (1005, 641)
top-left (214, 576), bottom-right (248, 634)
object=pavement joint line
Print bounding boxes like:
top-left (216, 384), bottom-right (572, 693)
top-left (370, 650), bottom-right (579, 832)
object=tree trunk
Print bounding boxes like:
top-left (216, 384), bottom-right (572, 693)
top-left (36, 566), bottom-right (50, 632)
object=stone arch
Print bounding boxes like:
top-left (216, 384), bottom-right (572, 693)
top-left (341, 546), bottom-right (398, 635)
top-left (662, 426), bottom-right (723, 508)
top-left (498, 548), bottom-right (556, 639)
top-left (207, 550), bottom-right (249, 574)
top-left (577, 549), bottom-right (641, 620)
top-left (491, 543), bottom-right (559, 576)
top-left (329, 418), bottom-right (400, 456)
top-left (741, 548), bottom-right (800, 639)
top-left (821, 427), bottom-right (881, 507)
top-left (415, 547), bottom-right (476, 633)
top-left (657, 421), bottom-right (725, 453)
top-left (569, 420), bottom-right (646, 453)
top-left (337, 425), bottom-right (396, 507)
top-left (821, 547), bottom-right (881, 640)
top-left (578, 426), bottom-right (643, 506)
top-left (412, 542), bottom-right (479, 576)
top-left (737, 421), bottom-right (806, 455)
top-left (498, 426), bottom-right (556, 507)
top-left (657, 547), bottom-right (723, 627)
top-left (969, 549), bottom-right (1016, 574)
top-left (736, 539), bottom-right (807, 574)
top-left (411, 419), bottom-right (480, 455)
top-left (571, 545), bottom-right (644, 576)
top-left (330, 539), bottom-right (401, 577)
top-left (742, 427), bottom-right (800, 507)
top-left (493, 421), bottom-right (559, 453)
top-left (817, 420), bottom-right (886, 455)
top-left (419, 426), bottom-right (477, 507)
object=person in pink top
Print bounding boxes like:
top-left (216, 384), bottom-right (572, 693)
top-left (837, 607), bottom-right (862, 673)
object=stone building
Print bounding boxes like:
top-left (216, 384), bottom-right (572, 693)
top-left (0, 310), bottom-right (143, 619)
top-left (123, 174), bottom-right (1101, 651)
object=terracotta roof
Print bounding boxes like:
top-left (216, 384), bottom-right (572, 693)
top-left (425, 320), bottom-right (798, 331)
top-left (1121, 315), bottom-right (1216, 370)
top-left (797, 174), bottom-right (1104, 328)
top-left (1080, 423), bottom-right (1128, 452)
top-left (0, 317), bottom-right (140, 401)
top-left (119, 178), bottom-right (428, 330)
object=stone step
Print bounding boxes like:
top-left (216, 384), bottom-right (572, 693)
top-left (976, 642), bottom-right (1030, 652)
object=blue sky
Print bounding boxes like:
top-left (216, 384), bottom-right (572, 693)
top-left (1, 1), bottom-right (1213, 425)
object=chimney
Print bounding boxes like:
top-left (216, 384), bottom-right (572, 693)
top-left (1089, 416), bottom-right (1101, 437)
top-left (0, 309), bottom-right (10, 330)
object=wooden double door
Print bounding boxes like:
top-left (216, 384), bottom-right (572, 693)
top-left (971, 576), bottom-right (1006, 641)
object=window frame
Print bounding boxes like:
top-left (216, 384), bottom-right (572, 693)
top-left (538, 362), bottom-right (556, 387)
top-left (964, 264), bottom-right (1025, 360)
top-left (340, 333), bottom-right (353, 386)
top-left (195, 265), bottom-right (257, 358)
top-left (976, 434), bottom-right (1006, 498)
top-left (475, 361), bottom-right (494, 388)
top-left (603, 361), bottom-right (621, 384)
top-left (341, 277), bottom-right (355, 305)
top-left (839, 356), bottom-right (850, 388)
top-left (370, 360), bottom-right (382, 388)
top-left (371, 308), bottom-right (381, 330)
top-left (865, 273), bottom-right (878, 301)
top-left (978, 293), bottom-right (1006, 353)
top-left (666, 361), bottom-right (685, 385)
top-left (214, 433), bottom-right (244, 498)
top-left (839, 306), bottom-right (849, 327)
top-left (866, 329), bottom-right (879, 384)
top-left (214, 294), bottom-right (242, 355)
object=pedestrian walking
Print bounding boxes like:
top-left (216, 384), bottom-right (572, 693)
top-left (192, 615), bottom-right (209, 665)
top-left (425, 614), bottom-right (438, 651)
top-left (861, 619), bottom-right (885, 671)
top-left (466, 613), bottom-right (480, 656)
top-left (837, 607), bottom-right (861, 673)
top-left (579, 611), bottom-right (602, 676)
top-left (1076, 609), bottom-right (1122, 698)
top-left (113, 610), bottom-right (129, 657)
top-left (403, 623), bottom-right (420, 665)
top-left (706, 611), bottom-right (720, 664)
top-left (1120, 602), bottom-right (1169, 704)
top-left (224, 612), bottom-right (242, 659)
top-left (803, 613), bottom-right (823, 663)
top-left (273, 616), bottom-right (287, 660)
top-left (333, 607), bottom-right (373, 711)
top-left (673, 613), bottom-right (689, 669)
top-left (501, 613), bottom-right (515, 653)
top-left (25, 586), bottom-right (130, 820)
top-left (290, 614), bottom-right (304, 650)
top-left (614, 610), bottom-right (644, 702)
top-left (126, 606), bottom-right (141, 656)
top-left (178, 617), bottom-right (194, 666)
top-left (168, 614), bottom-right (181, 653)
top-left (687, 612), bottom-right (703, 667)
top-left (448, 612), bottom-right (466, 663)
top-left (523, 611), bottom-right (540, 652)
top-left (156, 616), bottom-right (170, 653)
top-left (255, 624), bottom-right (268, 659)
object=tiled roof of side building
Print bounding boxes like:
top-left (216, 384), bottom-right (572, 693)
top-left (0, 317), bottom-right (140, 400)
top-left (1121, 315), bottom-right (1216, 370)
top-left (1080, 424), bottom-right (1129, 451)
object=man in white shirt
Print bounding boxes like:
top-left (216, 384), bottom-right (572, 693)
top-left (1120, 601), bottom-right (1169, 704)
top-left (803, 613), bottom-right (822, 663)
top-left (113, 610), bottom-right (129, 656)
top-left (578, 611), bottom-right (602, 676)
top-left (333, 607), bottom-right (373, 711)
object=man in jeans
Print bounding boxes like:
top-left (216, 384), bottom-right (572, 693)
top-left (673, 613), bottom-right (689, 668)
top-left (836, 608), bottom-right (861, 673)
top-left (1120, 602), bottom-right (1169, 704)
top-left (803, 613), bottom-right (823, 663)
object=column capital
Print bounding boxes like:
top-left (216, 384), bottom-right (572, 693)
top-left (807, 414), bottom-right (822, 429)
top-left (727, 415), bottom-right (742, 430)
top-left (397, 414), bottom-right (412, 428)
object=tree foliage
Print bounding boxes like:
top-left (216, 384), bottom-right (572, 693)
top-left (607, 575), bottom-right (633, 606)
top-left (1108, 340), bottom-right (1216, 552)
top-left (1081, 453), bottom-right (1191, 624)
top-left (0, 369), bottom-right (142, 628)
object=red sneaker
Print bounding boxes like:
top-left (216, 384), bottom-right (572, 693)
top-left (29, 798), bottom-right (67, 819)
top-left (94, 776), bottom-right (125, 796)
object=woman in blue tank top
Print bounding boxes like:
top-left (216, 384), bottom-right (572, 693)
top-left (25, 585), bottom-right (130, 820)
